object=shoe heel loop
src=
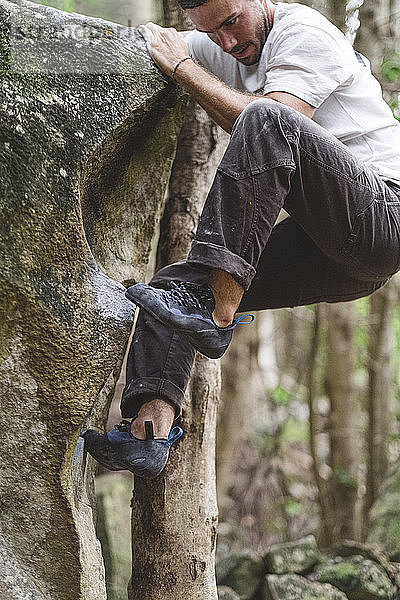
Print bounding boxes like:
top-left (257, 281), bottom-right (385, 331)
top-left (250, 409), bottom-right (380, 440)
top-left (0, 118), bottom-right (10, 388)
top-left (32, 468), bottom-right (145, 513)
top-left (145, 420), bottom-right (154, 440)
top-left (233, 313), bottom-right (255, 327)
top-left (167, 426), bottom-right (183, 447)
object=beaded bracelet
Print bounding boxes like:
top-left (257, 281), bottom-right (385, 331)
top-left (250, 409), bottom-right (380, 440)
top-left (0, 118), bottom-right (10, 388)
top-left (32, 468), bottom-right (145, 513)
top-left (172, 56), bottom-right (192, 80)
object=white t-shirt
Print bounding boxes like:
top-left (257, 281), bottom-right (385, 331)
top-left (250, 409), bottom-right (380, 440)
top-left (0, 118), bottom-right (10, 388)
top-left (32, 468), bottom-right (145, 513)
top-left (186, 2), bottom-right (400, 184)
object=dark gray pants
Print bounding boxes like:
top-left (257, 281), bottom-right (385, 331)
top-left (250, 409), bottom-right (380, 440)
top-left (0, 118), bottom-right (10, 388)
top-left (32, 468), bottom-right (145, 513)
top-left (121, 99), bottom-right (400, 418)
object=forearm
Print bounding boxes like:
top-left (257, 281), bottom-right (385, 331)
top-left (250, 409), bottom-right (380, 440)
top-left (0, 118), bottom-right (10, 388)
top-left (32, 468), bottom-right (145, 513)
top-left (173, 58), bottom-right (258, 133)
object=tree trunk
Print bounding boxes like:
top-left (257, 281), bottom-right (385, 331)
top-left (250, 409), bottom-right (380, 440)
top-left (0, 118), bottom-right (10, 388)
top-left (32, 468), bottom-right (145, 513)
top-left (325, 302), bottom-right (361, 544)
top-left (306, 306), bottom-right (332, 547)
top-left (128, 2), bottom-right (229, 598)
top-left (217, 321), bottom-right (262, 514)
top-left (364, 285), bottom-right (396, 528)
top-left (355, 0), bottom-right (391, 78)
top-left (330, 0), bottom-right (347, 33)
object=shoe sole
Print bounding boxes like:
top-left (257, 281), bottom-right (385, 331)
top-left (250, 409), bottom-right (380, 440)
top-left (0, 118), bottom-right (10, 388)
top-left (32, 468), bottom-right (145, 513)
top-left (125, 286), bottom-right (232, 359)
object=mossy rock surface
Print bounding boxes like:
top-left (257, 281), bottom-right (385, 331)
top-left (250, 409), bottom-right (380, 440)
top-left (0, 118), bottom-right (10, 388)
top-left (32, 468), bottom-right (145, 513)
top-left (368, 458), bottom-right (400, 561)
top-left (264, 535), bottom-right (321, 575)
top-left (216, 550), bottom-right (264, 600)
top-left (315, 555), bottom-right (394, 600)
top-left (263, 573), bottom-right (347, 600)
top-left (0, 1), bottom-right (184, 599)
top-left (218, 586), bottom-right (241, 600)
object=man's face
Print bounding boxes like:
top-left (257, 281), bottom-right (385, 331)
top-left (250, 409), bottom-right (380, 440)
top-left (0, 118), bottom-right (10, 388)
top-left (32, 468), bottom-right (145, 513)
top-left (187, 0), bottom-right (269, 66)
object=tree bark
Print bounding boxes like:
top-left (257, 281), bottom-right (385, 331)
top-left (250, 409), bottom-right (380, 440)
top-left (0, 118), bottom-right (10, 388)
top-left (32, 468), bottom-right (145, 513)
top-left (325, 302), bottom-right (361, 544)
top-left (364, 285), bottom-right (396, 528)
top-left (330, 0), bottom-right (347, 33)
top-left (216, 321), bottom-right (262, 514)
top-left (355, 0), bottom-right (392, 78)
top-left (306, 306), bottom-right (332, 546)
top-left (128, 2), bottom-right (229, 598)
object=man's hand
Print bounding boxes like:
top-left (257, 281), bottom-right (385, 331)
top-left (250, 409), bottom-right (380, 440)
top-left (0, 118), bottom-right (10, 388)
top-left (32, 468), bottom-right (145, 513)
top-left (138, 23), bottom-right (191, 78)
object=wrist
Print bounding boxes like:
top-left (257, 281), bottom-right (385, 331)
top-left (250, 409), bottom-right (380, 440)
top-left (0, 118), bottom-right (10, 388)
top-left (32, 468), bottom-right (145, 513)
top-left (171, 56), bottom-right (192, 80)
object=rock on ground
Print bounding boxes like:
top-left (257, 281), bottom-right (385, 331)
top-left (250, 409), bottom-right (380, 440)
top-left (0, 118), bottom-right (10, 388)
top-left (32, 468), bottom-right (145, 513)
top-left (218, 586), bottom-right (241, 600)
top-left (263, 573), bottom-right (348, 600)
top-left (263, 535), bottom-right (321, 575)
top-left (315, 555), bottom-right (394, 600)
top-left (216, 550), bottom-right (264, 600)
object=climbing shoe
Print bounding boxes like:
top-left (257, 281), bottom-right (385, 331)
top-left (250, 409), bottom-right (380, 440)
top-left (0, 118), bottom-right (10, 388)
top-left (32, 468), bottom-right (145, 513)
top-left (125, 281), bottom-right (254, 359)
top-left (81, 419), bottom-right (183, 479)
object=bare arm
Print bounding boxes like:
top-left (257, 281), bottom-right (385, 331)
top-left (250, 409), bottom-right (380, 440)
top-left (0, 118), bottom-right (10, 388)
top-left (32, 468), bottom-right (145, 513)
top-left (142, 23), bottom-right (315, 133)
top-left (173, 59), bottom-right (260, 132)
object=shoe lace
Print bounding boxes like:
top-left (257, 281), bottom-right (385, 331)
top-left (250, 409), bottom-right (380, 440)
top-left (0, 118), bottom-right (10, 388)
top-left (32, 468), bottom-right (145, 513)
top-left (232, 314), bottom-right (255, 327)
top-left (163, 281), bottom-right (214, 311)
top-left (167, 426), bottom-right (184, 447)
top-left (165, 283), bottom-right (256, 327)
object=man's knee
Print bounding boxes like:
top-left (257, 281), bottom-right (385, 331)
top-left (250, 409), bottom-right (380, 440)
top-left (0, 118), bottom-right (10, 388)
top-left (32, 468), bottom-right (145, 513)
top-left (233, 98), bottom-right (300, 141)
top-left (240, 97), bottom-right (294, 124)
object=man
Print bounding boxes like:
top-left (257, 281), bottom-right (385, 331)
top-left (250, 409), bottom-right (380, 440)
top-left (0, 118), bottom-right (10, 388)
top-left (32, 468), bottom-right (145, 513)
top-left (82, 0), bottom-right (400, 478)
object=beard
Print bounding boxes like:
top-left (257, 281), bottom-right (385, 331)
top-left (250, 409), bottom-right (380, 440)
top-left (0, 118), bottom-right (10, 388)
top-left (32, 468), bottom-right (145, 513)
top-left (231, 16), bottom-right (269, 65)
top-left (231, 13), bottom-right (272, 65)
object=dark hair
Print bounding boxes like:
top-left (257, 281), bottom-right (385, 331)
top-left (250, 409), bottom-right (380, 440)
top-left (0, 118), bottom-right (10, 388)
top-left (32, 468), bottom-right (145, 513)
top-left (177, 0), bottom-right (208, 8)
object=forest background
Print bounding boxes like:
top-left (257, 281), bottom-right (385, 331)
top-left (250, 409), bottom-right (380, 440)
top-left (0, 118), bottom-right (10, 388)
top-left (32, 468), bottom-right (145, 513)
top-left (28, 0), bottom-right (400, 597)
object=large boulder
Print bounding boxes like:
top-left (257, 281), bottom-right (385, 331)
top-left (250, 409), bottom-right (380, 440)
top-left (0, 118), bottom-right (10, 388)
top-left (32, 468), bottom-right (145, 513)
top-left (315, 555), bottom-right (394, 600)
top-left (263, 573), bottom-right (347, 600)
top-left (218, 586), bottom-right (241, 600)
top-left (0, 1), bottom-right (184, 598)
top-left (216, 550), bottom-right (265, 600)
top-left (263, 535), bottom-right (321, 575)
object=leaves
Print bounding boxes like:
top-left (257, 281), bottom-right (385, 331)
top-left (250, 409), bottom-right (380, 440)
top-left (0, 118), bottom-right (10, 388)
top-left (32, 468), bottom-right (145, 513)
top-left (381, 52), bottom-right (400, 83)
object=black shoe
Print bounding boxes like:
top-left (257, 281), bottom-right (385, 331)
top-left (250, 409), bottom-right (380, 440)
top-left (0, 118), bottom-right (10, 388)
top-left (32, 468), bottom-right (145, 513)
top-left (81, 419), bottom-right (183, 479)
top-left (125, 281), bottom-right (254, 359)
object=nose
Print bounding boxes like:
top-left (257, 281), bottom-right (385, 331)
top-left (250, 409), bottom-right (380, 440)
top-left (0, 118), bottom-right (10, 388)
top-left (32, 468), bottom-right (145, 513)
top-left (216, 30), bottom-right (238, 53)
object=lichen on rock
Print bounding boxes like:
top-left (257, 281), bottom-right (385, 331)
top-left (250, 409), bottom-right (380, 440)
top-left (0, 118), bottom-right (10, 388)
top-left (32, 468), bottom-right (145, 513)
top-left (263, 573), bottom-right (348, 600)
top-left (315, 555), bottom-right (394, 600)
top-left (263, 535), bottom-right (321, 575)
top-left (0, 0), bottom-right (185, 598)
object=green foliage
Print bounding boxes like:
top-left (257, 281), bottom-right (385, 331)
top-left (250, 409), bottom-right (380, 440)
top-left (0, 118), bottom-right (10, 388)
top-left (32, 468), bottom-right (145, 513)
top-left (381, 52), bottom-right (400, 83)
top-left (280, 418), bottom-right (309, 444)
top-left (262, 515), bottom-right (287, 536)
top-left (271, 385), bottom-right (293, 406)
top-left (332, 467), bottom-right (358, 488)
top-left (284, 499), bottom-right (303, 516)
top-left (37, 0), bottom-right (76, 12)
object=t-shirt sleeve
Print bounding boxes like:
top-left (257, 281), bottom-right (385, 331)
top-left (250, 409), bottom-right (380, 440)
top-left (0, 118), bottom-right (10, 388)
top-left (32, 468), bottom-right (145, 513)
top-left (263, 24), bottom-right (353, 107)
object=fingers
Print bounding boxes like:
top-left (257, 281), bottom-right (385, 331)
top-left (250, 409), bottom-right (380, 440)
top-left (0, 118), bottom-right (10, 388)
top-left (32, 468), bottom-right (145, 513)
top-left (137, 24), bottom-right (154, 52)
top-left (145, 22), bottom-right (176, 33)
top-left (137, 22), bottom-right (190, 77)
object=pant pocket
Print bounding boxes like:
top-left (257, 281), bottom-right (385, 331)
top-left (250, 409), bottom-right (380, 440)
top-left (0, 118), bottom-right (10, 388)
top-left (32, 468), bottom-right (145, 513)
top-left (339, 201), bottom-right (400, 280)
